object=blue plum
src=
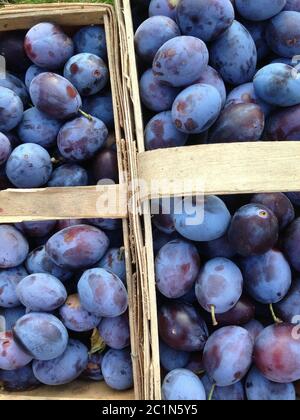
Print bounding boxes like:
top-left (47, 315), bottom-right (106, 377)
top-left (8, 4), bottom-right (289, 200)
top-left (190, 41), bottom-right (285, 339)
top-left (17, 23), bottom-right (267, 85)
top-left (284, 0), bottom-right (300, 10)
top-left (0, 225), bottom-right (29, 269)
top-left (266, 12), bottom-right (300, 58)
top-left (16, 273), bottom-right (67, 312)
top-left (58, 116), bottom-right (108, 161)
top-left (235, 0), bottom-right (286, 21)
top-left (64, 53), bottom-right (108, 96)
top-left (162, 369), bottom-right (206, 400)
top-left (30, 73), bottom-right (82, 120)
top-left (24, 22), bottom-right (74, 69)
top-left (48, 164), bottom-right (89, 187)
top-left (0, 73), bottom-right (29, 106)
top-left (98, 313), bottom-right (130, 350)
top-left (201, 234), bottom-right (236, 259)
top-left (0, 133), bottom-right (11, 166)
top-left (210, 21), bottom-right (257, 85)
top-left (73, 26), bottom-right (107, 60)
top-left (275, 279), bottom-right (300, 323)
top-left (98, 248), bottom-right (126, 283)
top-left (225, 83), bottom-right (272, 116)
top-left (46, 225), bottom-right (109, 270)
top-left (18, 107), bottom-right (62, 149)
top-left (82, 92), bottom-right (114, 129)
top-left (6, 143), bottom-right (52, 188)
top-left (159, 341), bottom-right (190, 372)
top-left (153, 36), bottom-right (209, 87)
top-left (264, 105), bottom-right (300, 140)
top-left (33, 339), bottom-right (88, 385)
top-left (0, 331), bottom-right (32, 370)
top-left (145, 111), bottom-right (188, 150)
top-left (246, 367), bottom-right (296, 400)
top-left (13, 312), bottom-right (69, 361)
top-left (209, 103), bottom-right (265, 143)
top-left (0, 306), bottom-right (26, 331)
top-left (196, 258), bottom-right (243, 318)
top-left (155, 239), bottom-right (200, 299)
top-left (139, 69), bottom-right (179, 112)
top-left (172, 84), bottom-right (222, 134)
top-left (254, 64), bottom-right (300, 107)
top-left (283, 218), bottom-right (300, 272)
top-left (151, 198), bottom-right (176, 235)
top-left (242, 20), bottom-right (270, 61)
top-left (194, 66), bottom-right (227, 107)
top-left (134, 16), bottom-right (180, 63)
top-left (25, 65), bottom-right (46, 89)
top-left (0, 266), bottom-right (28, 308)
top-left (202, 375), bottom-right (245, 401)
top-left (0, 87), bottom-right (24, 132)
top-left (177, 0), bottom-right (234, 42)
top-left (174, 195), bottom-right (231, 242)
top-left (87, 218), bottom-right (121, 231)
top-left (78, 268), bottom-right (128, 317)
top-left (0, 364), bottom-right (40, 391)
top-left (149, 0), bottom-right (179, 19)
top-left (286, 192), bottom-right (300, 206)
top-left (228, 204), bottom-right (279, 256)
top-left (101, 348), bottom-right (133, 391)
top-left (203, 326), bottom-right (253, 386)
top-left (59, 294), bottom-right (102, 332)
top-left (243, 320), bottom-right (264, 343)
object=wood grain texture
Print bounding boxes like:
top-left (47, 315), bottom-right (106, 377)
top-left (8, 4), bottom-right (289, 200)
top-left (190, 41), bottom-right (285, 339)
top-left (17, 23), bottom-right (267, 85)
top-left (138, 142), bottom-right (300, 199)
top-left (0, 381), bottom-right (134, 401)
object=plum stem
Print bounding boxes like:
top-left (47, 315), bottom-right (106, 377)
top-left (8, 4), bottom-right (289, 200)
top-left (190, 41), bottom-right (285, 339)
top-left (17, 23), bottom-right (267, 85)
top-left (211, 305), bottom-right (218, 327)
top-left (269, 304), bottom-right (283, 324)
top-left (208, 383), bottom-right (216, 401)
top-left (79, 109), bottom-right (93, 121)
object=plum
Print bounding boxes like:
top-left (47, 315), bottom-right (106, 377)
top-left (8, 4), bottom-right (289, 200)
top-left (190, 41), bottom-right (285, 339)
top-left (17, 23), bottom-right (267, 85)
top-left (264, 105), bottom-right (300, 140)
top-left (225, 82), bottom-right (272, 116)
top-left (0, 331), bottom-right (32, 370)
top-left (98, 313), bottom-right (130, 350)
top-left (0, 364), bottom-right (40, 392)
top-left (283, 218), bottom-right (300, 271)
top-left (236, 0), bottom-right (287, 21)
top-left (162, 369), bottom-right (206, 400)
top-left (194, 66), bottom-right (227, 107)
top-left (101, 348), bottom-right (133, 391)
top-left (266, 11), bottom-right (300, 58)
top-left (0, 266), bottom-right (28, 308)
top-left (81, 352), bottom-right (104, 381)
top-left (0, 225), bottom-right (29, 269)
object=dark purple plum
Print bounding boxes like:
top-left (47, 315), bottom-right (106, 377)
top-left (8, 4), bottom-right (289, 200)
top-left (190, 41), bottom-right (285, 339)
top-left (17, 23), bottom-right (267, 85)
top-left (177, 0), bottom-right (234, 42)
top-left (251, 193), bottom-right (295, 230)
top-left (145, 111), bottom-right (188, 150)
top-left (59, 294), bottom-right (102, 332)
top-left (194, 66), bottom-right (226, 107)
top-left (172, 84), bottom-right (222, 134)
top-left (174, 195), bottom-right (231, 242)
top-left (0, 87), bottom-right (24, 132)
top-left (0, 266), bottom-right (28, 308)
top-left (98, 313), bottom-right (130, 350)
top-left (236, 0), bottom-right (286, 21)
top-left (64, 53), bottom-right (108, 96)
top-left (101, 348), bottom-right (133, 391)
top-left (92, 149), bottom-right (119, 183)
top-left (185, 352), bottom-right (204, 374)
top-left (87, 218), bottom-right (121, 231)
top-left (46, 224), bottom-right (109, 270)
top-left (286, 192), bottom-right (300, 207)
top-left (201, 234), bottom-right (236, 259)
top-left (81, 352), bottom-right (104, 381)
top-left (0, 364), bottom-right (40, 392)
top-left (18, 107), bottom-right (62, 149)
top-left (243, 320), bottom-right (264, 343)
top-left (209, 103), bottom-right (265, 143)
top-left (159, 341), bottom-right (190, 372)
top-left (24, 22), bottom-right (74, 69)
top-left (155, 240), bottom-right (200, 299)
top-left (228, 204), bottom-right (279, 256)
top-left (210, 21), bottom-right (257, 85)
top-left (202, 374), bottom-right (245, 401)
top-left (153, 229), bottom-right (180, 255)
top-left (98, 248), bottom-right (126, 283)
top-left (30, 73), bottom-right (82, 120)
top-left (6, 143), bottom-right (52, 188)
top-left (242, 20), bottom-right (270, 61)
top-left (266, 12), bottom-right (300, 58)
top-left (139, 69), bottom-right (180, 112)
top-left (149, 0), bottom-right (179, 19)
top-left (225, 82), bottom-right (272, 116)
top-left (48, 164), bottom-right (89, 187)
top-left (203, 326), bottom-right (253, 386)
top-left (135, 16), bottom-right (180, 63)
top-left (0, 225), bottom-right (29, 269)
top-left (0, 331), bottom-right (32, 370)
top-left (151, 198), bottom-right (176, 235)
top-left (284, 0), bottom-right (300, 10)
top-left (0, 73), bottom-right (29, 107)
top-left (158, 301), bottom-right (208, 351)
top-left (254, 64), bottom-right (300, 107)
top-left (78, 268), bottom-right (128, 317)
top-left (82, 92), bottom-right (114, 129)
top-left (283, 218), bottom-right (300, 272)
top-left (264, 105), bottom-right (300, 141)
top-left (162, 369), bottom-right (206, 400)
top-left (153, 36), bottom-right (209, 87)
top-left (0, 31), bottom-right (31, 73)
top-left (0, 132), bottom-right (11, 166)
top-left (0, 306), bottom-right (26, 331)
top-left (254, 323), bottom-right (300, 383)
top-left (25, 65), bottom-right (46, 89)
top-left (17, 221), bottom-right (56, 238)
top-left (13, 312), bottom-right (68, 361)
top-left (73, 25), bottom-right (107, 60)
top-left (216, 296), bottom-right (256, 327)
top-left (57, 116), bottom-right (108, 162)
top-left (33, 339), bottom-right (88, 385)
top-left (275, 279), bottom-right (300, 323)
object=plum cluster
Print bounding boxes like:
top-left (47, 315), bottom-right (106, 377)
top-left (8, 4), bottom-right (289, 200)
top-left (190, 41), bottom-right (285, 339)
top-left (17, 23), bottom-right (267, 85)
top-left (133, 0), bottom-right (300, 149)
top-left (0, 23), bottom-right (117, 190)
top-left (151, 191), bottom-right (300, 400)
top-left (0, 219), bottom-right (133, 392)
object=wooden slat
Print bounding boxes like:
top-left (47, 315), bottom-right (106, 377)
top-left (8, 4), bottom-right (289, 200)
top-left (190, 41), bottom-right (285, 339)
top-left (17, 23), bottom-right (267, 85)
top-left (0, 380), bottom-right (134, 401)
top-left (138, 142), bottom-right (300, 199)
top-left (0, 185), bottom-right (128, 223)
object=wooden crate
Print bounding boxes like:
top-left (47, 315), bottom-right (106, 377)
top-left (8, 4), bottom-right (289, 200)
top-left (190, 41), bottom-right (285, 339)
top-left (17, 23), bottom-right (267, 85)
top-left (0, 3), bottom-right (141, 401)
top-left (116, 0), bottom-right (300, 400)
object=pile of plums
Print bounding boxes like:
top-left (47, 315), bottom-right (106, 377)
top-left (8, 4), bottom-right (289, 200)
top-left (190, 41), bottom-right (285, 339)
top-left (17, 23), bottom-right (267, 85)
top-left (133, 0), bottom-right (300, 149)
top-left (0, 219), bottom-right (133, 392)
top-left (151, 191), bottom-right (300, 400)
top-left (0, 22), bottom-right (118, 190)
